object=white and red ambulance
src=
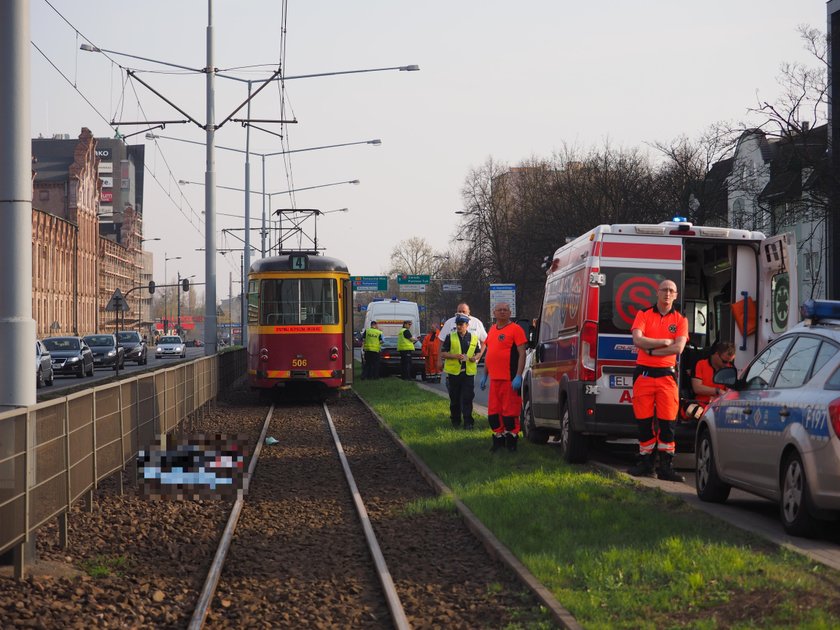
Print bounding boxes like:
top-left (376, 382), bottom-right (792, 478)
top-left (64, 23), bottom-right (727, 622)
top-left (521, 219), bottom-right (798, 463)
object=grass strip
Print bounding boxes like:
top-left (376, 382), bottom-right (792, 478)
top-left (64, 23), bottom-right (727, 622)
top-left (354, 374), bottom-right (840, 629)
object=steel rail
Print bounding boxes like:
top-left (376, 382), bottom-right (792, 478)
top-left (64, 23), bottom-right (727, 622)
top-left (187, 403), bottom-right (274, 630)
top-left (322, 402), bottom-right (411, 630)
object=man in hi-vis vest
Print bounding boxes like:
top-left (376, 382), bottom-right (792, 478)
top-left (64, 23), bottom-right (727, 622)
top-left (397, 320), bottom-right (417, 380)
top-left (361, 321), bottom-right (383, 380)
top-left (440, 314), bottom-right (483, 429)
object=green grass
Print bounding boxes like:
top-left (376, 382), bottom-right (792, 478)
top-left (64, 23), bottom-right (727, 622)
top-left (79, 554), bottom-right (130, 579)
top-left (354, 373), bottom-right (840, 629)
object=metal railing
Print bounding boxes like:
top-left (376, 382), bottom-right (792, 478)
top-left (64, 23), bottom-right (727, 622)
top-left (0, 349), bottom-right (245, 576)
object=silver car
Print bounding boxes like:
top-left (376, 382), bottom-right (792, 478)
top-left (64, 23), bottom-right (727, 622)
top-left (156, 335), bottom-right (186, 359)
top-left (695, 300), bottom-right (840, 536)
top-left (36, 339), bottom-right (54, 388)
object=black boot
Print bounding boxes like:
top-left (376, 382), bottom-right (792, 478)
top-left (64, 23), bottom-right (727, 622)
top-left (656, 454), bottom-right (685, 482)
top-left (505, 432), bottom-right (518, 452)
top-left (490, 434), bottom-right (505, 452)
top-left (627, 454), bottom-right (655, 477)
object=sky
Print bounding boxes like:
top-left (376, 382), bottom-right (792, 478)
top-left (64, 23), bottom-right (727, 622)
top-left (29, 0), bottom-right (830, 303)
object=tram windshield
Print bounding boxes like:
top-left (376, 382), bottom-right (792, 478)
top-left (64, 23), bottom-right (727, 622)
top-left (258, 278), bottom-right (339, 325)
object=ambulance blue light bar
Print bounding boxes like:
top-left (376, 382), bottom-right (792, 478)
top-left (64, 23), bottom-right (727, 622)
top-left (672, 216), bottom-right (688, 222)
top-left (800, 300), bottom-right (840, 322)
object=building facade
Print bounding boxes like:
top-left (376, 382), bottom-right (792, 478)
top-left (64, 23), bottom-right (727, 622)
top-left (31, 128), bottom-right (155, 338)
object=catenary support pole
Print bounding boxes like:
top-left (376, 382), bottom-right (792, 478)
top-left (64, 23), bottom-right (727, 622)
top-left (0, 0), bottom-right (36, 410)
top-left (204, 0), bottom-right (218, 355)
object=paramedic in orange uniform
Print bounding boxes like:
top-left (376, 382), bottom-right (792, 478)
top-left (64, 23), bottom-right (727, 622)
top-left (422, 327), bottom-right (441, 380)
top-left (627, 279), bottom-right (688, 482)
top-left (480, 303), bottom-right (528, 452)
top-left (691, 341), bottom-right (736, 406)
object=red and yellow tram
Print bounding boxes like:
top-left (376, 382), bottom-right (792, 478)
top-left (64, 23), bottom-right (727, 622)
top-left (247, 253), bottom-right (354, 393)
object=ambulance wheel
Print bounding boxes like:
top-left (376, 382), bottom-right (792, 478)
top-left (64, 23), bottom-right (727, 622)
top-left (521, 395), bottom-right (549, 444)
top-left (558, 405), bottom-right (587, 463)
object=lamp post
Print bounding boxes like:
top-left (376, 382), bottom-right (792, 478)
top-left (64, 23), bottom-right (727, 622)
top-left (177, 272), bottom-right (196, 339)
top-left (163, 254), bottom-right (181, 335)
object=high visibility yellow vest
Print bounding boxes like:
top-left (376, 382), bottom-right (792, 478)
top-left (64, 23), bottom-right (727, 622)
top-left (397, 329), bottom-right (415, 352)
top-left (443, 331), bottom-right (478, 376)
top-left (363, 328), bottom-right (383, 352)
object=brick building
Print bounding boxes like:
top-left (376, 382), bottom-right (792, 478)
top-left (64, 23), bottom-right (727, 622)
top-left (31, 128), bottom-right (154, 337)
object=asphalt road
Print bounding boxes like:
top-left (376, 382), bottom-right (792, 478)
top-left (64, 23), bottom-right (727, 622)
top-left (37, 345), bottom-right (207, 400)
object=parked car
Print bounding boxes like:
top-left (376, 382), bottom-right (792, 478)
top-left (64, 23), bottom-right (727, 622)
top-left (43, 336), bottom-right (94, 378)
top-left (375, 335), bottom-right (426, 379)
top-left (116, 330), bottom-right (148, 365)
top-left (83, 334), bottom-right (125, 370)
top-left (695, 299), bottom-right (840, 537)
top-left (36, 339), bottom-right (54, 388)
top-left (156, 335), bottom-right (186, 359)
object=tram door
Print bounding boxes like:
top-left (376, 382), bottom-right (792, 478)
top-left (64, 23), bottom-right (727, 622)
top-left (342, 278), bottom-right (354, 385)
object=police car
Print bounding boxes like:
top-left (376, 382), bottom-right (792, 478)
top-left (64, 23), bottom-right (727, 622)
top-left (695, 300), bottom-right (840, 536)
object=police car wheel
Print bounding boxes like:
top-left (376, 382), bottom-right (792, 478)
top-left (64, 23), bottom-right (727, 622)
top-left (695, 430), bottom-right (730, 503)
top-left (780, 452), bottom-right (817, 537)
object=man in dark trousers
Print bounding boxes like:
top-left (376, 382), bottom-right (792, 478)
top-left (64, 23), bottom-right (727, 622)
top-left (397, 320), bottom-right (417, 380)
top-left (361, 320), bottom-right (383, 380)
top-left (627, 279), bottom-right (688, 482)
top-left (480, 302), bottom-right (527, 452)
top-left (440, 314), bottom-right (483, 428)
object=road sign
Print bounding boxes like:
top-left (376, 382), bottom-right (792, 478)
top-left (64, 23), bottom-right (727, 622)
top-left (490, 283), bottom-right (517, 318)
top-left (351, 275), bottom-right (388, 291)
top-left (442, 283), bottom-right (462, 292)
top-left (105, 288), bottom-right (130, 312)
top-left (399, 283), bottom-right (426, 293)
top-left (397, 274), bottom-right (430, 284)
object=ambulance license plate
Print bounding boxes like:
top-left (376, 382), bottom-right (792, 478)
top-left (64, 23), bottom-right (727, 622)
top-left (609, 375), bottom-right (633, 389)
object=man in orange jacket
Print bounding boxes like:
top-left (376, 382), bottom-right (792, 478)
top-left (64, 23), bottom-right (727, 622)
top-left (627, 279), bottom-right (688, 482)
top-left (421, 327), bottom-right (441, 380)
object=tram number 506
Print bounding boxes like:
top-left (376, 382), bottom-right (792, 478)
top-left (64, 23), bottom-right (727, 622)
top-left (292, 358), bottom-right (308, 367)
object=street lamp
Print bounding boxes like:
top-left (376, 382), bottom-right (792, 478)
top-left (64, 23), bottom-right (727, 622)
top-left (163, 254), bottom-right (181, 335)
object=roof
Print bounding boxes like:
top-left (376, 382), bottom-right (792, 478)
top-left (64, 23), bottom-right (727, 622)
top-left (250, 254), bottom-right (349, 274)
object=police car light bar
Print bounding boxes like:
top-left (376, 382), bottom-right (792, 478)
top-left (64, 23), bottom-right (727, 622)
top-left (800, 300), bottom-right (840, 322)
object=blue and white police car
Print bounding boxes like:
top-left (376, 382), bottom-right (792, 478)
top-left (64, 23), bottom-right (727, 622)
top-left (695, 300), bottom-right (840, 536)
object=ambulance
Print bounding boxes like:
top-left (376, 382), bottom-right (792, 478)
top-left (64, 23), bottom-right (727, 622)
top-left (521, 219), bottom-right (799, 463)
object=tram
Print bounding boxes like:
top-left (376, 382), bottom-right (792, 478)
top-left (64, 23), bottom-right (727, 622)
top-left (247, 252), bottom-right (354, 394)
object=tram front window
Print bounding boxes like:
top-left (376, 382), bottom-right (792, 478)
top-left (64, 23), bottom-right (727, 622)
top-left (260, 278), bottom-right (338, 325)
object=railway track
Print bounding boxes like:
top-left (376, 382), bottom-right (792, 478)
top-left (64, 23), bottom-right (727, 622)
top-left (0, 390), bottom-right (559, 628)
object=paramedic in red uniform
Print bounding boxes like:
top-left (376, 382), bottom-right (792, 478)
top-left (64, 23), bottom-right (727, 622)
top-left (691, 341), bottom-right (736, 406)
top-left (627, 279), bottom-right (688, 481)
top-left (480, 303), bottom-right (528, 452)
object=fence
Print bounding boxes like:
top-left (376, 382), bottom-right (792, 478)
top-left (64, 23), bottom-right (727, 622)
top-left (0, 348), bottom-right (245, 577)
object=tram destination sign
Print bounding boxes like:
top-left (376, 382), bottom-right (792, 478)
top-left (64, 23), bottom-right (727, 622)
top-left (351, 275), bottom-right (388, 292)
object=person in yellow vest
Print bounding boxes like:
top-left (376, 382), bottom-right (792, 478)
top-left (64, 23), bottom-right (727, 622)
top-left (397, 320), bottom-right (417, 380)
top-left (361, 321), bottom-right (384, 380)
top-left (440, 314), bottom-right (484, 429)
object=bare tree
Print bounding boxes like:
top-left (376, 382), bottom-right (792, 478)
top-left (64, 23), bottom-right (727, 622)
top-left (388, 237), bottom-right (437, 276)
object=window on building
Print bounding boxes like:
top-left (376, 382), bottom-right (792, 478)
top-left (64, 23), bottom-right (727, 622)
top-left (38, 189), bottom-right (49, 201)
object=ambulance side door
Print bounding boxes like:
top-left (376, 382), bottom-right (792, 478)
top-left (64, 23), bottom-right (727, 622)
top-left (758, 232), bottom-right (799, 347)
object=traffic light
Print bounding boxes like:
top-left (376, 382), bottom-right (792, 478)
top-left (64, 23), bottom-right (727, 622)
top-left (182, 278), bottom-right (190, 292)
top-left (148, 280), bottom-right (156, 294)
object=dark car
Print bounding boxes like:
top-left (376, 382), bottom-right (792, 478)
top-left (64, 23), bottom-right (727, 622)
top-left (377, 335), bottom-right (426, 379)
top-left (43, 336), bottom-right (94, 378)
top-left (117, 330), bottom-right (148, 365)
top-left (36, 339), bottom-right (54, 388)
top-left (83, 334), bottom-right (126, 370)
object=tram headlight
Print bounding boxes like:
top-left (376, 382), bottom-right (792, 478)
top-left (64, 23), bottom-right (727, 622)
top-left (329, 346), bottom-right (339, 361)
top-left (259, 348), bottom-right (269, 362)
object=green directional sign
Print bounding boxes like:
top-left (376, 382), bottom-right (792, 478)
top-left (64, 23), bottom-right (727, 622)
top-left (397, 274), bottom-right (430, 284)
top-left (351, 275), bottom-right (388, 291)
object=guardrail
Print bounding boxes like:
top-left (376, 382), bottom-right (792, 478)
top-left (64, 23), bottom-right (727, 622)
top-left (0, 348), bottom-right (245, 577)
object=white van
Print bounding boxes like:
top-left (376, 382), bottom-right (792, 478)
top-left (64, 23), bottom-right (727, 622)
top-left (362, 298), bottom-right (421, 338)
top-left (522, 219), bottom-right (799, 463)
